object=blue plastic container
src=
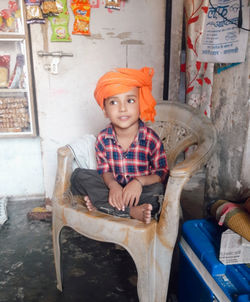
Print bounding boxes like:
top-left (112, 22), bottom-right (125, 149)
top-left (178, 219), bottom-right (250, 302)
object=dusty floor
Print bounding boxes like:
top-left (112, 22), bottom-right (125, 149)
top-left (0, 172), bottom-right (205, 302)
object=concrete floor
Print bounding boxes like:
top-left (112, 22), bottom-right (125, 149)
top-left (0, 172), bottom-right (205, 302)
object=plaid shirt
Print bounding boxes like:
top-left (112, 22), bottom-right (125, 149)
top-left (95, 120), bottom-right (168, 186)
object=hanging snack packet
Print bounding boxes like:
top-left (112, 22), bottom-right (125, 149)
top-left (55, 0), bottom-right (68, 14)
top-left (9, 54), bottom-right (25, 89)
top-left (25, 0), bottom-right (45, 24)
top-left (49, 13), bottom-right (71, 41)
top-left (0, 55), bottom-right (10, 88)
top-left (71, 0), bottom-right (91, 35)
top-left (105, 0), bottom-right (121, 10)
top-left (41, 0), bottom-right (59, 16)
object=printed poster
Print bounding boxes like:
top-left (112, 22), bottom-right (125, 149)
top-left (198, 0), bottom-right (249, 63)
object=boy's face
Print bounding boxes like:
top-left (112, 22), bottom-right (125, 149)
top-left (103, 87), bottom-right (140, 131)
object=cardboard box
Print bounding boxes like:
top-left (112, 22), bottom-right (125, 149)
top-left (219, 229), bottom-right (250, 265)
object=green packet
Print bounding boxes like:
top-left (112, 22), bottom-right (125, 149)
top-left (49, 13), bottom-right (71, 42)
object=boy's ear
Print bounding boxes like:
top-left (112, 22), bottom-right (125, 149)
top-left (103, 108), bottom-right (108, 118)
top-left (103, 99), bottom-right (108, 117)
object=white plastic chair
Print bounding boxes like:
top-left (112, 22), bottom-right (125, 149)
top-left (52, 101), bottom-right (217, 302)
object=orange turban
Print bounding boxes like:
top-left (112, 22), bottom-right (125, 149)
top-left (94, 67), bottom-right (157, 122)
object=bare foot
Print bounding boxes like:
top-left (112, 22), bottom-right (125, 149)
top-left (129, 204), bottom-right (152, 224)
top-left (84, 196), bottom-right (96, 212)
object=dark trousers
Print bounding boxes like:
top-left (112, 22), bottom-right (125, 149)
top-left (70, 168), bottom-right (165, 219)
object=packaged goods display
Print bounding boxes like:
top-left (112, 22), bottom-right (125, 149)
top-left (1, 0), bottom-right (124, 38)
top-left (0, 97), bottom-right (30, 132)
top-left (0, 0), bottom-right (21, 32)
top-left (0, 1), bottom-right (36, 136)
top-left (0, 53), bottom-right (30, 134)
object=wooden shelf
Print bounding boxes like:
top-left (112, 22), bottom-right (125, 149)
top-left (0, 0), bottom-right (37, 137)
top-left (0, 89), bottom-right (27, 93)
top-left (0, 34), bottom-right (25, 40)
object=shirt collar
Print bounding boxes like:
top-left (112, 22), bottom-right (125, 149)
top-left (104, 119), bottom-right (147, 141)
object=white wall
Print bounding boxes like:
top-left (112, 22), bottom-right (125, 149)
top-left (0, 0), bottom-right (184, 199)
top-left (30, 0), bottom-right (167, 198)
top-left (0, 137), bottom-right (44, 198)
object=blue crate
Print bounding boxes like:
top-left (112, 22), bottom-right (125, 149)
top-left (178, 219), bottom-right (250, 302)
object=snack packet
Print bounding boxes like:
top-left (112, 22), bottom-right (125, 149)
top-left (8, 1), bottom-right (18, 13)
top-left (1, 9), bottom-right (15, 32)
top-left (105, 0), bottom-right (121, 10)
top-left (0, 11), bottom-right (7, 32)
top-left (9, 54), bottom-right (25, 89)
top-left (55, 0), bottom-right (68, 14)
top-left (71, 0), bottom-right (91, 35)
top-left (25, 0), bottom-right (45, 24)
top-left (1, 9), bottom-right (12, 21)
top-left (6, 15), bottom-right (15, 30)
top-left (49, 13), bottom-right (71, 41)
top-left (0, 55), bottom-right (10, 88)
top-left (41, 0), bottom-right (59, 16)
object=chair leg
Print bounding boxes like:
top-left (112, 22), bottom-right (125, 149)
top-left (154, 247), bottom-right (173, 302)
top-left (52, 214), bottom-right (64, 291)
top-left (131, 244), bottom-right (173, 302)
top-left (133, 248), bottom-right (156, 302)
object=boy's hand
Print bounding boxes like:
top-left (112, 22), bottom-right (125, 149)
top-left (108, 181), bottom-right (124, 211)
top-left (122, 179), bottom-right (142, 207)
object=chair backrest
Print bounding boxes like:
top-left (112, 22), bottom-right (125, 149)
top-left (147, 101), bottom-right (215, 170)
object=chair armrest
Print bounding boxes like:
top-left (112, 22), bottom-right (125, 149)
top-left (157, 135), bottom-right (216, 246)
top-left (170, 138), bottom-right (216, 178)
top-left (52, 146), bottom-right (74, 205)
top-left (157, 175), bottom-right (189, 247)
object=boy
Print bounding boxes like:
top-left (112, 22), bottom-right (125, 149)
top-left (70, 67), bottom-right (168, 224)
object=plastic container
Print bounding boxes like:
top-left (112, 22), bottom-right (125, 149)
top-left (178, 219), bottom-right (250, 302)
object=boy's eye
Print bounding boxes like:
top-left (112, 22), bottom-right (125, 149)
top-left (109, 100), bottom-right (117, 105)
top-left (128, 98), bottom-right (136, 104)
